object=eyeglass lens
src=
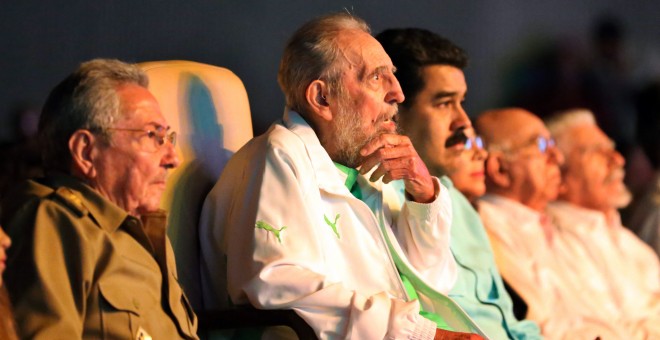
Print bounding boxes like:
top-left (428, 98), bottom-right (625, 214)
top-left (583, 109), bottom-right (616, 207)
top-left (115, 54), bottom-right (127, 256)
top-left (465, 136), bottom-right (484, 151)
top-left (536, 136), bottom-right (555, 153)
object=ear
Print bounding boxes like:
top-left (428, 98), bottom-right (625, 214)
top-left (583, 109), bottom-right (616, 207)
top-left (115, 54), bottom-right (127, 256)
top-left (69, 129), bottom-right (99, 179)
top-left (485, 151), bottom-right (511, 188)
top-left (305, 79), bottom-right (333, 121)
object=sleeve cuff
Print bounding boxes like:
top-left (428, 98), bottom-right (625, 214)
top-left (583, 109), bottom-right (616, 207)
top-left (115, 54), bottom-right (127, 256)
top-left (411, 315), bottom-right (438, 340)
top-left (385, 299), bottom-right (438, 340)
top-left (404, 177), bottom-right (451, 222)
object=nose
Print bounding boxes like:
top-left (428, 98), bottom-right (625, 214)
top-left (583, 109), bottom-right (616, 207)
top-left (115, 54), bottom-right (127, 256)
top-left (610, 149), bottom-right (625, 167)
top-left (548, 146), bottom-right (565, 166)
top-left (161, 142), bottom-right (181, 169)
top-left (0, 228), bottom-right (11, 250)
top-left (450, 104), bottom-right (471, 132)
top-left (473, 148), bottom-right (488, 161)
top-left (385, 75), bottom-right (405, 104)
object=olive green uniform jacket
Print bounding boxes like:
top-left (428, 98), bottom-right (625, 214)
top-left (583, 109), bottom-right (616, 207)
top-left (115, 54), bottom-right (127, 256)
top-left (1, 174), bottom-right (198, 339)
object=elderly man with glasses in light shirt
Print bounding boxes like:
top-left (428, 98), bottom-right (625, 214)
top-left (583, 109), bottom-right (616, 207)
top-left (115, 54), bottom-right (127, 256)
top-left (474, 107), bottom-right (647, 339)
top-left (545, 108), bottom-right (660, 339)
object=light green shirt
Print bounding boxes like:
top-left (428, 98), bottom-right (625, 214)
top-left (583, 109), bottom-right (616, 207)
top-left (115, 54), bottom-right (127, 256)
top-left (443, 176), bottom-right (542, 339)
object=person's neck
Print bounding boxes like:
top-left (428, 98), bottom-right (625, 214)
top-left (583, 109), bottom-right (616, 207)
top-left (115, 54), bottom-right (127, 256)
top-left (525, 200), bottom-right (548, 213)
top-left (603, 208), bottom-right (620, 226)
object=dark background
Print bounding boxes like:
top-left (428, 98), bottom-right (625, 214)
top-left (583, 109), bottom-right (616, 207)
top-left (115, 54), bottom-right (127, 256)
top-left (1, 1), bottom-right (659, 140)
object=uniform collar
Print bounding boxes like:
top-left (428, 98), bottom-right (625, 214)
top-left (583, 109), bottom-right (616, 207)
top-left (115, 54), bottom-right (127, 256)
top-left (44, 173), bottom-right (129, 233)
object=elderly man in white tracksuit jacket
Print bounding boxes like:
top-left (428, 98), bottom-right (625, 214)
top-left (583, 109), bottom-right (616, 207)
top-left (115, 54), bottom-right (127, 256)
top-left (199, 13), bottom-right (484, 340)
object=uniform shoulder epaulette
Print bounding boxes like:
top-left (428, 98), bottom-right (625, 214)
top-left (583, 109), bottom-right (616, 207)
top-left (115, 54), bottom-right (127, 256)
top-left (52, 187), bottom-right (88, 217)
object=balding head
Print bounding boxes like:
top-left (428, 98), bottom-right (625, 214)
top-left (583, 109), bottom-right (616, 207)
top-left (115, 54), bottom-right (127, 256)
top-left (476, 108), bottom-right (564, 211)
top-left (476, 108), bottom-right (545, 151)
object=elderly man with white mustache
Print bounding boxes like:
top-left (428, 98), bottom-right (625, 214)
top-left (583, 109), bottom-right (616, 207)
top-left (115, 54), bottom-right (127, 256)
top-left (546, 109), bottom-right (660, 339)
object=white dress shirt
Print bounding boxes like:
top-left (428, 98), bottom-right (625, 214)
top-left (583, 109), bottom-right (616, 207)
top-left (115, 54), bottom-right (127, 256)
top-left (480, 194), bottom-right (633, 339)
top-left (627, 171), bottom-right (660, 257)
top-left (548, 200), bottom-right (660, 339)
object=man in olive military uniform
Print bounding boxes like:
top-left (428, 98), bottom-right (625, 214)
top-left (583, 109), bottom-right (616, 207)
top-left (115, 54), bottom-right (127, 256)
top-left (1, 59), bottom-right (198, 339)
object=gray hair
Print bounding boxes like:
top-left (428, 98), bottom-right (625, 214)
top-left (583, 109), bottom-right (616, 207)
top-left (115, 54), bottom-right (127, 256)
top-left (277, 12), bottom-right (370, 116)
top-left (38, 58), bottom-right (148, 172)
top-left (545, 108), bottom-right (597, 155)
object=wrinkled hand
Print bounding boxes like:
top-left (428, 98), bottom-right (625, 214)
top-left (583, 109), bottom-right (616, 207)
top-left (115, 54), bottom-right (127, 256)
top-left (435, 328), bottom-right (484, 340)
top-left (359, 133), bottom-right (434, 203)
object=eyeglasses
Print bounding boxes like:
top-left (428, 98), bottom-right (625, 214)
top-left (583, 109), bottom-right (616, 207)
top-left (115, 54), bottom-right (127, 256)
top-left (534, 136), bottom-right (556, 154)
top-left (464, 135), bottom-right (485, 151)
top-left (577, 141), bottom-right (617, 158)
top-left (502, 135), bottom-right (556, 158)
top-left (514, 135), bottom-right (555, 154)
top-left (108, 126), bottom-right (177, 152)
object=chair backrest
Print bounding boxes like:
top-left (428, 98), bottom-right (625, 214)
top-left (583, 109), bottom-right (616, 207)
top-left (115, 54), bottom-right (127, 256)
top-left (139, 60), bottom-right (253, 310)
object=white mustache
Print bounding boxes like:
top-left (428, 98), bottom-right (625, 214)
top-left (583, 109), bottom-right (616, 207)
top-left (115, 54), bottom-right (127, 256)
top-left (605, 167), bottom-right (625, 184)
top-left (374, 106), bottom-right (400, 134)
top-left (378, 104), bottom-right (398, 123)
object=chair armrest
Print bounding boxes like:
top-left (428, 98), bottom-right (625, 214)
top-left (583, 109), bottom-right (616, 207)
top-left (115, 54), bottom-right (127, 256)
top-left (198, 307), bottom-right (317, 339)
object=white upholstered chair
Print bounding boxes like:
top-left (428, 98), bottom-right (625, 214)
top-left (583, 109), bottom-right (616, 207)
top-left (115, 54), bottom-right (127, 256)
top-left (139, 60), bottom-right (314, 338)
top-left (140, 60), bottom-right (253, 310)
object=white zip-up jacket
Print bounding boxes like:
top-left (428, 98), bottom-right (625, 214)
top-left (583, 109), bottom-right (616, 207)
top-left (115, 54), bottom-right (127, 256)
top-left (199, 111), bottom-right (480, 339)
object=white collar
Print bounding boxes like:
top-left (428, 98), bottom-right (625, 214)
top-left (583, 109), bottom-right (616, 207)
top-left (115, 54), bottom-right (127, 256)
top-left (480, 193), bottom-right (543, 225)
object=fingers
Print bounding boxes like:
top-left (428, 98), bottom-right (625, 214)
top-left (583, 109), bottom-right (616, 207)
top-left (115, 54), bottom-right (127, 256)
top-left (368, 157), bottom-right (416, 183)
top-left (359, 134), bottom-right (414, 175)
top-left (357, 133), bottom-right (434, 203)
top-left (360, 134), bottom-right (412, 158)
top-left (357, 133), bottom-right (424, 184)
top-left (361, 145), bottom-right (415, 176)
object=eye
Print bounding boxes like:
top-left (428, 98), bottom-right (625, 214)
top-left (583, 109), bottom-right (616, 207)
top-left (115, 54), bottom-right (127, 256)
top-left (368, 71), bottom-right (382, 84)
top-left (146, 130), bottom-right (165, 145)
top-left (435, 100), bottom-right (451, 108)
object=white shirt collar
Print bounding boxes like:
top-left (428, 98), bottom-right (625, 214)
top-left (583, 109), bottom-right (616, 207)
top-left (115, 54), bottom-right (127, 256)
top-left (480, 194), bottom-right (543, 224)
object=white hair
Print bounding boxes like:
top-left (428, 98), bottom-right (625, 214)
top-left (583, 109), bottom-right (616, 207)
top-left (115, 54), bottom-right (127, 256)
top-left (547, 108), bottom-right (632, 209)
top-left (545, 108), bottom-right (597, 155)
top-left (39, 59), bottom-right (148, 171)
top-left (277, 12), bottom-right (370, 116)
